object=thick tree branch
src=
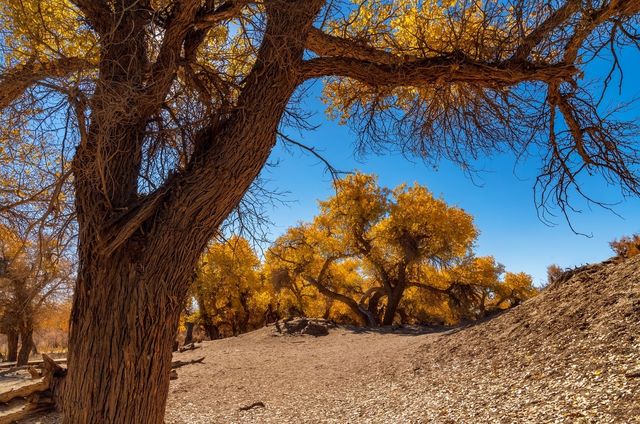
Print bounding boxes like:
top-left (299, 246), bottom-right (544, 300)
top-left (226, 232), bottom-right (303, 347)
top-left (358, 286), bottom-right (386, 306)
top-left (0, 58), bottom-right (89, 110)
top-left (143, 0), bottom-right (202, 117)
top-left (71, 0), bottom-right (112, 34)
top-left (306, 27), bottom-right (414, 65)
top-left (407, 282), bottom-right (449, 295)
top-left (512, 0), bottom-right (582, 61)
top-left (564, 0), bottom-right (640, 63)
top-left (301, 55), bottom-right (576, 87)
top-left (303, 258), bottom-right (376, 326)
top-left (193, 0), bottom-right (254, 29)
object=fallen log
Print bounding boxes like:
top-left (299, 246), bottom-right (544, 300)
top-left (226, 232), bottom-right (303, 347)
top-left (0, 358), bottom-right (67, 369)
top-left (0, 354), bottom-right (65, 423)
top-left (0, 379), bottom-right (49, 404)
top-left (0, 396), bottom-right (54, 424)
top-left (170, 357), bottom-right (205, 369)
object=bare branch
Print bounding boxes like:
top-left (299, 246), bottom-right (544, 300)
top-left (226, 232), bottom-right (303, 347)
top-left (0, 57), bottom-right (90, 110)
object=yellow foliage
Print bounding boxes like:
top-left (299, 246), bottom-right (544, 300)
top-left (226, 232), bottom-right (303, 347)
top-left (1, 0), bottom-right (97, 63)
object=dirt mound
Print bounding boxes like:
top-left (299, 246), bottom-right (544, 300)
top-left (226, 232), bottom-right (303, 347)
top-left (404, 255), bottom-right (640, 422)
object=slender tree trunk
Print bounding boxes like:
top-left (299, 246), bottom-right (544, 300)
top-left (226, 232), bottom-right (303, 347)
top-left (367, 291), bottom-right (384, 324)
top-left (196, 294), bottom-right (218, 339)
top-left (17, 323), bottom-right (34, 366)
top-left (6, 329), bottom-right (18, 362)
top-left (183, 322), bottom-right (195, 346)
top-left (322, 299), bottom-right (333, 320)
top-left (239, 292), bottom-right (251, 333)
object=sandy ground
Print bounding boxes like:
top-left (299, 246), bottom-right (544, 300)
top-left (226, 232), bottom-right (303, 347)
top-left (166, 326), bottom-right (440, 423)
top-left (14, 255), bottom-right (640, 423)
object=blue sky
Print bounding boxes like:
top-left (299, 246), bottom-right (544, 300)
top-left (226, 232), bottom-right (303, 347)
top-left (258, 46), bottom-right (640, 286)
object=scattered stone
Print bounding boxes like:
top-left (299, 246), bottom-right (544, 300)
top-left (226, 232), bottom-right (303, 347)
top-left (276, 318), bottom-right (334, 337)
top-left (301, 321), bottom-right (329, 336)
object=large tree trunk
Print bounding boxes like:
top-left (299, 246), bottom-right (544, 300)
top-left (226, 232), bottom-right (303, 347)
top-left (62, 251), bottom-right (192, 423)
top-left (382, 284), bottom-right (406, 326)
top-left (6, 330), bottom-right (19, 362)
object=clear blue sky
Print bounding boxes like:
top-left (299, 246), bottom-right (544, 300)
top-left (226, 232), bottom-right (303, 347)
top-left (260, 49), bottom-right (640, 286)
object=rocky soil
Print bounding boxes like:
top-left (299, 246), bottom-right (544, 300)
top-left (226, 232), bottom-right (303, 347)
top-left (19, 255), bottom-right (640, 423)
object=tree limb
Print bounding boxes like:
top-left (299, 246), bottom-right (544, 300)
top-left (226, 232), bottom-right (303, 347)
top-left (301, 55), bottom-right (576, 87)
top-left (71, 0), bottom-right (112, 34)
top-left (511, 0), bottom-right (582, 62)
top-left (306, 27), bottom-right (414, 65)
top-left (0, 57), bottom-right (90, 110)
top-left (193, 0), bottom-right (254, 29)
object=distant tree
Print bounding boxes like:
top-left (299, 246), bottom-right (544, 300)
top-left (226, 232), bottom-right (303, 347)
top-left (609, 234), bottom-right (640, 259)
top-left (0, 225), bottom-right (72, 365)
top-left (546, 264), bottom-right (564, 286)
top-left (191, 237), bottom-right (270, 338)
top-left (267, 174), bottom-right (537, 326)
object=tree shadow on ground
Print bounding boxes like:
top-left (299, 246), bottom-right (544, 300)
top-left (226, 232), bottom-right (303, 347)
top-left (340, 309), bottom-right (510, 337)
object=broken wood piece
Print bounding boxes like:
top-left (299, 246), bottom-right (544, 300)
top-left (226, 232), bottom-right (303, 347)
top-left (178, 343), bottom-right (200, 352)
top-left (626, 369), bottom-right (640, 378)
top-left (0, 379), bottom-right (49, 404)
top-left (27, 367), bottom-right (41, 379)
top-left (0, 354), bottom-right (63, 424)
top-left (169, 370), bottom-right (178, 380)
top-left (0, 396), bottom-right (54, 424)
top-left (170, 357), bottom-right (205, 369)
top-left (0, 358), bottom-right (66, 369)
top-left (238, 401), bottom-right (265, 411)
top-left (41, 354), bottom-right (65, 378)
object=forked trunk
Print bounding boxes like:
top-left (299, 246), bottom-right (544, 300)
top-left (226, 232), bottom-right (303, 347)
top-left (61, 2), bottom-right (324, 420)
